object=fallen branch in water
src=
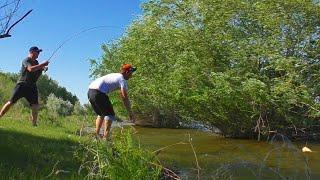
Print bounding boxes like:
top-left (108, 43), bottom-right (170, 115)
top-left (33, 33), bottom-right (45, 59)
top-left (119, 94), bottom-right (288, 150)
top-left (152, 134), bottom-right (201, 179)
top-left (150, 162), bottom-right (181, 180)
top-left (152, 141), bottom-right (188, 154)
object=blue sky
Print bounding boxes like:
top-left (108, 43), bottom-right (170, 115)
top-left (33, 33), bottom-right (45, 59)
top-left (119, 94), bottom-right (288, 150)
top-left (0, 0), bottom-right (142, 104)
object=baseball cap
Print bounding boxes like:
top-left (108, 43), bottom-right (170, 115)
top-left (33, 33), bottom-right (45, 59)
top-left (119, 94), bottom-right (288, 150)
top-left (122, 64), bottom-right (137, 73)
top-left (29, 46), bottom-right (42, 53)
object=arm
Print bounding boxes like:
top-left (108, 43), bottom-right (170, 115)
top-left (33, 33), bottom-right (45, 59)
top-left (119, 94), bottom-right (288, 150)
top-left (120, 88), bottom-right (135, 123)
top-left (27, 61), bottom-right (49, 72)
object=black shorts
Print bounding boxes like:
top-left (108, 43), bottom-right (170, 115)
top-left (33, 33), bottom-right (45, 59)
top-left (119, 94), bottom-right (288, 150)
top-left (87, 89), bottom-right (115, 116)
top-left (10, 82), bottom-right (38, 105)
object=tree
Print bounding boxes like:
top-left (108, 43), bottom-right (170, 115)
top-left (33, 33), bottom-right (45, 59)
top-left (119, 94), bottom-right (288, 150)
top-left (37, 74), bottom-right (79, 105)
top-left (0, 0), bottom-right (32, 39)
top-left (91, 0), bottom-right (320, 138)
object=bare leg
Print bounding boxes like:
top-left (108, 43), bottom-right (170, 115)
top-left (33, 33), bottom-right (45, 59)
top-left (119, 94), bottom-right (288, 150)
top-left (103, 116), bottom-right (114, 140)
top-left (95, 116), bottom-right (104, 137)
top-left (31, 104), bottom-right (39, 126)
top-left (103, 120), bottom-right (113, 140)
top-left (0, 101), bottom-right (13, 118)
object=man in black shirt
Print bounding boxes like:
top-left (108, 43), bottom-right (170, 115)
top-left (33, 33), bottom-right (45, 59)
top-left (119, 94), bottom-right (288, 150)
top-left (0, 46), bottom-right (49, 126)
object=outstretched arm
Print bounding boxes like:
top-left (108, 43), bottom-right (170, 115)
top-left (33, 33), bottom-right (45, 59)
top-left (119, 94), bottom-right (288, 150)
top-left (120, 88), bottom-right (135, 123)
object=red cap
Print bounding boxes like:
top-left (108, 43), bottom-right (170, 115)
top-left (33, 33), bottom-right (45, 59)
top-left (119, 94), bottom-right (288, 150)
top-left (122, 64), bottom-right (137, 73)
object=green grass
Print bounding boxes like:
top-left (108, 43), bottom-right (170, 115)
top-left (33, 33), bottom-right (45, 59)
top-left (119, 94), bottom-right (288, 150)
top-left (0, 116), bottom-right (161, 179)
top-left (75, 130), bottom-right (161, 180)
top-left (0, 116), bottom-right (87, 179)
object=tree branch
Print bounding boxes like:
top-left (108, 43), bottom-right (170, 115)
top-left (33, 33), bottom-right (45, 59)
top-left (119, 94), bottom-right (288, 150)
top-left (0, 9), bottom-right (32, 39)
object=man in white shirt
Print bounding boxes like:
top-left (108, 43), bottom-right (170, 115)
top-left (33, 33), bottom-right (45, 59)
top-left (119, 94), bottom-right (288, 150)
top-left (88, 64), bottom-right (136, 139)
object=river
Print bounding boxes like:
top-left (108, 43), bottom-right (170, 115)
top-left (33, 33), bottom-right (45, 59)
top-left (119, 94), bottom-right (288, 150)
top-left (131, 126), bottom-right (320, 179)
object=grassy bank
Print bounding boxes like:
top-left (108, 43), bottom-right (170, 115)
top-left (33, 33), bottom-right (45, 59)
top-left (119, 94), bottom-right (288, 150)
top-left (0, 116), bottom-right (161, 179)
top-left (0, 117), bottom-right (86, 179)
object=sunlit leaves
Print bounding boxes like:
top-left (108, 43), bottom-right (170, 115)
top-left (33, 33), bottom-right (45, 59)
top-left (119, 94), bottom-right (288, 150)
top-left (90, 0), bottom-right (320, 137)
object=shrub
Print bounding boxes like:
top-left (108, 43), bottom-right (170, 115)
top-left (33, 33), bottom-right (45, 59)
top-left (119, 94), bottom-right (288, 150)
top-left (46, 94), bottom-right (73, 116)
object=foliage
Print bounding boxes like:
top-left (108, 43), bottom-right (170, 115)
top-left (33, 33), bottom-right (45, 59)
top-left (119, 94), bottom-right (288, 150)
top-left (0, 72), bottom-right (30, 117)
top-left (83, 103), bottom-right (96, 117)
top-left (0, 72), bottom-right (78, 105)
top-left (75, 129), bottom-right (161, 179)
top-left (46, 93), bottom-right (73, 117)
top-left (0, 72), bottom-right (16, 104)
top-left (37, 74), bottom-right (78, 105)
top-left (90, 0), bottom-right (320, 137)
top-left (73, 101), bottom-right (85, 116)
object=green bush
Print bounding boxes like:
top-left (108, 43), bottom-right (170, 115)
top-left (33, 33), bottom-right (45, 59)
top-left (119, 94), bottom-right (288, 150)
top-left (46, 94), bottom-right (73, 117)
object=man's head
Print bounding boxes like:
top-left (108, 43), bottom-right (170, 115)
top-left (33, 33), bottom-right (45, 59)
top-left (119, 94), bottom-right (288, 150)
top-left (29, 46), bottom-right (42, 60)
top-left (121, 64), bottom-right (137, 80)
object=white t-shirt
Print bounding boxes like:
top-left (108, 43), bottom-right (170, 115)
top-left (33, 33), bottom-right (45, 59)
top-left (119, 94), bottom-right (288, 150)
top-left (89, 73), bottom-right (128, 94)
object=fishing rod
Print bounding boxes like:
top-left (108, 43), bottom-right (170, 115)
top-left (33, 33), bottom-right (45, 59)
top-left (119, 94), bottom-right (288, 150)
top-left (47, 25), bottom-right (122, 61)
top-left (44, 25), bottom-right (122, 72)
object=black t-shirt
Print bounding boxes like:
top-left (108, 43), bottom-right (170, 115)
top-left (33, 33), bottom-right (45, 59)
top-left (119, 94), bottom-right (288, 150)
top-left (18, 57), bottom-right (42, 84)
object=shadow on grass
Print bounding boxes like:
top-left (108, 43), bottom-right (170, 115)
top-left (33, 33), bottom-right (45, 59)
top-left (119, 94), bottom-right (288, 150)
top-left (0, 128), bottom-right (83, 179)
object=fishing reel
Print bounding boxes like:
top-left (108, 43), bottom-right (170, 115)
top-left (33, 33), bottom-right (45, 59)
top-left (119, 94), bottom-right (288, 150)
top-left (43, 66), bottom-right (48, 73)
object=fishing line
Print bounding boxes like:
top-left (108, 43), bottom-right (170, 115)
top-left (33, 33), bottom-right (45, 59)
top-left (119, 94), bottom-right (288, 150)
top-left (47, 25), bottom-right (123, 62)
top-left (43, 25), bottom-right (123, 72)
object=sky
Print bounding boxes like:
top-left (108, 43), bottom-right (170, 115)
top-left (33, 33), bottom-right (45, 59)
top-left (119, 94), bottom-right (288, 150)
top-left (0, 0), bottom-right (143, 104)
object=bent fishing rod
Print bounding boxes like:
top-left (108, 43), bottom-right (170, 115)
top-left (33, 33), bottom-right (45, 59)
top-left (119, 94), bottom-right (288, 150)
top-left (44, 25), bottom-right (122, 72)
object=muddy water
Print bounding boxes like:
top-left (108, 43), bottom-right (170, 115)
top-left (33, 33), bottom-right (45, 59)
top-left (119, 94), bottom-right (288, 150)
top-left (131, 127), bottom-right (320, 179)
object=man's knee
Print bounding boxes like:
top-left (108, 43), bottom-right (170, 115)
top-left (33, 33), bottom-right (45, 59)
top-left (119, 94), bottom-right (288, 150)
top-left (104, 115), bottom-right (115, 122)
top-left (3, 101), bottom-right (14, 109)
top-left (7, 101), bottom-right (13, 105)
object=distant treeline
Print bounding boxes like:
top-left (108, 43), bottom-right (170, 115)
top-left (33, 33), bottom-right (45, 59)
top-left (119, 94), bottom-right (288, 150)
top-left (90, 0), bottom-right (320, 139)
top-left (0, 72), bottom-right (78, 105)
top-left (0, 71), bottom-right (87, 119)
